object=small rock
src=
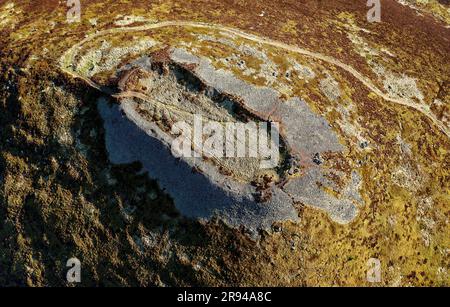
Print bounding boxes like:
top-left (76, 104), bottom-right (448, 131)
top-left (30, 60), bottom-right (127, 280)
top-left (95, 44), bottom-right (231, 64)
top-left (360, 141), bottom-right (369, 149)
top-left (147, 190), bottom-right (158, 200)
top-left (312, 153), bottom-right (323, 165)
top-left (272, 225), bottom-right (282, 233)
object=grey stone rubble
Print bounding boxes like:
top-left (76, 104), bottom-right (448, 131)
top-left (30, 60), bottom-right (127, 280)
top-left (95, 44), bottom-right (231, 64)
top-left (98, 48), bottom-right (364, 236)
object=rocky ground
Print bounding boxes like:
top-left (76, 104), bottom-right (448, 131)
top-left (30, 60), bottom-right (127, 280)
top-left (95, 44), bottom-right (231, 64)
top-left (0, 0), bottom-right (449, 286)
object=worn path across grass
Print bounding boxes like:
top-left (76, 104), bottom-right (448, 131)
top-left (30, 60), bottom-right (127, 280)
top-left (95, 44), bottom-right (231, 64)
top-left (59, 20), bottom-right (450, 140)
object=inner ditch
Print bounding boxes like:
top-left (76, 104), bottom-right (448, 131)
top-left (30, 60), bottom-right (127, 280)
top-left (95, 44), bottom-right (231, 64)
top-left (115, 52), bottom-right (293, 184)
